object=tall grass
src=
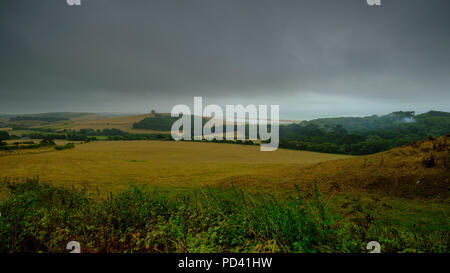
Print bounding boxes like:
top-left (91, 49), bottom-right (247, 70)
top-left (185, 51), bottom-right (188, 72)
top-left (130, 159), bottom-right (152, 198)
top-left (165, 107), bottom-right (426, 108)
top-left (0, 178), bottom-right (447, 253)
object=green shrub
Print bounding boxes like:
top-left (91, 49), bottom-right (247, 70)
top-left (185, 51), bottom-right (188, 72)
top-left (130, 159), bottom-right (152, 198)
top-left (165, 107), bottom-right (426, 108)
top-left (54, 143), bottom-right (75, 151)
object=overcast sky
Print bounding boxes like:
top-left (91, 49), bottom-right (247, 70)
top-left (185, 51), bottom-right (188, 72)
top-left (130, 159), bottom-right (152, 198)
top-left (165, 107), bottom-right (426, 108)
top-left (1, 0), bottom-right (449, 119)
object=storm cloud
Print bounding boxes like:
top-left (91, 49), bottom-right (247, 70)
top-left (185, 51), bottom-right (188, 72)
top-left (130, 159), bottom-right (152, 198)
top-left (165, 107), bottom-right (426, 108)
top-left (1, 0), bottom-right (449, 118)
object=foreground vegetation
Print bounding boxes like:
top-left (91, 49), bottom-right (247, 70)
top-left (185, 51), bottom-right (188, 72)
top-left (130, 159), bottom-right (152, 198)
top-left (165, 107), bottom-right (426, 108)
top-left (0, 178), bottom-right (447, 253)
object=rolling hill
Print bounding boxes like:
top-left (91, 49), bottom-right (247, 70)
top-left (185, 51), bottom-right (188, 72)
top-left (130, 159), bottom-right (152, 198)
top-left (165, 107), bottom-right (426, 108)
top-left (212, 135), bottom-right (450, 199)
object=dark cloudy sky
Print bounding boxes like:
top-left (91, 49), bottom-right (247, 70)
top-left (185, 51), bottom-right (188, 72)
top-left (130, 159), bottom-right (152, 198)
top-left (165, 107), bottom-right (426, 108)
top-left (1, 0), bottom-right (449, 119)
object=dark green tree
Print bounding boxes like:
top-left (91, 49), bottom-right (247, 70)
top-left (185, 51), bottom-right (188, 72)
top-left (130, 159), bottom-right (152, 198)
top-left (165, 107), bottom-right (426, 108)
top-left (0, 131), bottom-right (10, 141)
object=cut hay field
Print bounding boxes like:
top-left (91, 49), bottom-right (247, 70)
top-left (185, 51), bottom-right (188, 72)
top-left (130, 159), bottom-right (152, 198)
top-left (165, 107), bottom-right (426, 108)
top-left (0, 141), bottom-right (350, 192)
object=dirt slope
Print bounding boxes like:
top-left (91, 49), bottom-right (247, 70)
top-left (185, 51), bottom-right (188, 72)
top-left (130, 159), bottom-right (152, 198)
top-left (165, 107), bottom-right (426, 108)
top-left (211, 135), bottom-right (450, 199)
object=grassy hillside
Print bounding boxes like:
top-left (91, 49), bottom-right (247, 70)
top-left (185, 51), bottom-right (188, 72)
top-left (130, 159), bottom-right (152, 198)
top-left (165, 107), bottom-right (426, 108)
top-left (6, 112), bottom-right (95, 126)
top-left (133, 113), bottom-right (181, 131)
top-left (214, 135), bottom-right (450, 199)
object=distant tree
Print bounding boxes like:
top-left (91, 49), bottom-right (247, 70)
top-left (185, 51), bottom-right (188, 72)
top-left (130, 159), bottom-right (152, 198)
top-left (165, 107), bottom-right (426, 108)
top-left (39, 139), bottom-right (56, 146)
top-left (0, 131), bottom-right (10, 141)
top-left (332, 125), bottom-right (348, 136)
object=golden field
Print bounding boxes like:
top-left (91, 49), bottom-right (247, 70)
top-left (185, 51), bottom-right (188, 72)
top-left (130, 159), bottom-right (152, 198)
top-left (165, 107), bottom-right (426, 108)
top-left (0, 140), bottom-right (349, 192)
top-left (3, 113), bottom-right (170, 136)
top-left (48, 113), bottom-right (170, 134)
top-left (1, 136), bottom-right (448, 200)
